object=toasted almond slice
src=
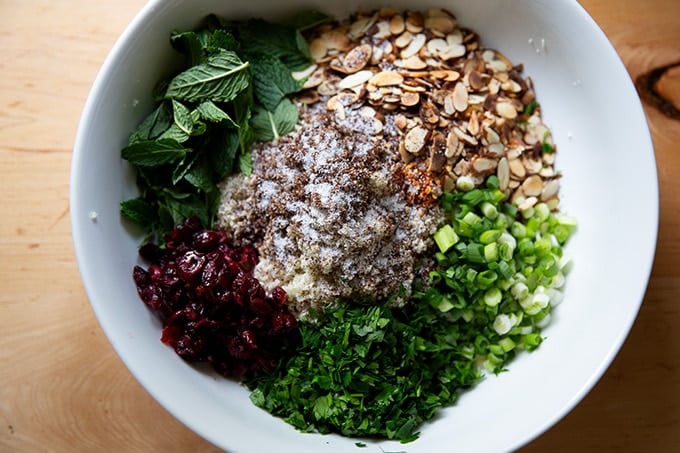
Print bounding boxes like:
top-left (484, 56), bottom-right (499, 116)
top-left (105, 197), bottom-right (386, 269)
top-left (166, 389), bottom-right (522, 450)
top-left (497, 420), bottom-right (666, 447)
top-left (497, 157), bottom-right (510, 190)
top-left (405, 11), bottom-right (424, 33)
top-left (389, 14), bottom-right (406, 35)
top-left (401, 33), bottom-right (427, 59)
top-left (453, 82), bottom-right (469, 112)
top-left (522, 174), bottom-right (543, 196)
top-left (374, 20), bottom-right (392, 39)
top-left (395, 31), bottom-right (413, 48)
top-left (496, 101), bottom-right (517, 119)
top-left (445, 129), bottom-right (460, 158)
top-left (400, 91), bottom-right (420, 106)
top-left (523, 157), bottom-right (543, 175)
top-left (421, 102), bottom-right (440, 124)
top-left (395, 114), bottom-right (408, 130)
top-left (404, 126), bottom-right (429, 153)
top-left (338, 70), bottom-right (374, 90)
top-left (467, 111), bottom-right (480, 136)
top-left (446, 30), bottom-right (463, 45)
top-left (472, 157), bottom-right (497, 173)
top-left (292, 64), bottom-right (318, 81)
top-left (301, 67), bottom-right (325, 89)
top-left (317, 78), bottom-right (340, 96)
top-left (509, 158), bottom-right (526, 178)
top-left (541, 178), bottom-right (560, 200)
top-left (440, 44), bottom-right (467, 60)
top-left (429, 69), bottom-right (460, 82)
top-left (453, 126), bottom-right (478, 145)
top-left (297, 90), bottom-right (319, 105)
top-left (428, 131), bottom-right (447, 171)
top-left (343, 44), bottom-right (373, 74)
top-left (370, 45), bottom-right (384, 65)
top-left (424, 15), bottom-right (456, 34)
top-left (518, 196), bottom-right (538, 211)
top-left (488, 142), bottom-right (505, 155)
top-left (400, 83), bottom-right (426, 93)
top-left (396, 55), bottom-right (428, 70)
top-left (350, 15), bottom-right (376, 39)
top-left (369, 70), bottom-right (404, 86)
top-left (425, 38), bottom-right (448, 57)
top-left (310, 39), bottom-right (327, 61)
top-left (322, 30), bottom-right (350, 51)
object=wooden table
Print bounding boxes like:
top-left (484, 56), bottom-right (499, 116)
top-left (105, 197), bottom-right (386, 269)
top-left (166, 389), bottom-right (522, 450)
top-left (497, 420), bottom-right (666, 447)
top-left (1, 1), bottom-right (678, 451)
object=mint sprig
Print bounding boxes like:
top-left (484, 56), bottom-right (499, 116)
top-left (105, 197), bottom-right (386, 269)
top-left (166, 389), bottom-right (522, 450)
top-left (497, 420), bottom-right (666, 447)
top-left (120, 14), bottom-right (316, 240)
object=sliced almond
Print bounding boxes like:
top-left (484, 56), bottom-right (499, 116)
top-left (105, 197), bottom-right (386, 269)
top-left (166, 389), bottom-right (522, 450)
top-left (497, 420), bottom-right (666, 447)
top-left (522, 174), bottom-right (543, 196)
top-left (523, 157), bottom-right (543, 174)
top-left (400, 91), bottom-right (420, 107)
top-left (343, 44), bottom-right (373, 74)
top-left (404, 126), bottom-right (429, 153)
top-left (322, 30), bottom-right (351, 51)
top-left (374, 20), bottom-right (392, 39)
top-left (301, 67), bottom-right (325, 89)
top-left (421, 101), bottom-right (440, 124)
top-left (440, 44), bottom-right (467, 60)
top-left (509, 158), bottom-right (526, 178)
top-left (405, 11), bottom-right (424, 33)
top-left (396, 55), bottom-right (428, 70)
top-left (338, 70), bottom-right (374, 90)
top-left (395, 31), bottom-right (414, 48)
top-left (453, 82), bottom-right (469, 112)
top-left (488, 142), bottom-right (505, 155)
top-left (369, 70), bottom-right (404, 86)
top-left (389, 14), bottom-right (406, 35)
top-left (467, 110), bottom-right (480, 136)
top-left (428, 131), bottom-right (447, 171)
top-left (401, 33), bottom-right (427, 59)
top-left (310, 39), bottom-right (327, 61)
top-left (426, 38), bottom-right (448, 57)
top-left (424, 14), bottom-right (456, 34)
top-left (446, 30), bottom-right (463, 45)
top-left (429, 69), bottom-right (460, 82)
top-left (518, 196), bottom-right (538, 211)
top-left (497, 157), bottom-right (510, 190)
top-left (445, 129), bottom-right (460, 158)
top-left (472, 157), bottom-right (497, 173)
top-left (395, 114), bottom-right (408, 130)
top-left (349, 15), bottom-right (376, 39)
top-left (453, 126), bottom-right (478, 145)
top-left (496, 101), bottom-right (517, 119)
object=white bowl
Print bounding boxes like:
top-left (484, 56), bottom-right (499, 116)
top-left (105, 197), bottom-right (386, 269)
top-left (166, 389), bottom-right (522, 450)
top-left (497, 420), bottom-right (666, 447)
top-left (71, 0), bottom-right (658, 451)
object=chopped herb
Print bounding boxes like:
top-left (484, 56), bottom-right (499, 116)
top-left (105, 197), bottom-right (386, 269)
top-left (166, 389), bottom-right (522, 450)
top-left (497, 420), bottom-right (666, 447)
top-left (247, 177), bottom-right (576, 441)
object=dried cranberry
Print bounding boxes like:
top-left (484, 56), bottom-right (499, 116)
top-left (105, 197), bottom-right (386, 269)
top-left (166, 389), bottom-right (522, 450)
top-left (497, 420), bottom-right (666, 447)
top-left (177, 251), bottom-right (206, 282)
top-left (132, 220), bottom-right (300, 380)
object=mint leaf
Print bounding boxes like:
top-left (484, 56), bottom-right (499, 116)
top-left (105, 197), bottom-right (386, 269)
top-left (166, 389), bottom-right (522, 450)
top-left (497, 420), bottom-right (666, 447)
top-left (164, 50), bottom-right (250, 103)
top-left (206, 129), bottom-right (240, 178)
top-left (251, 98), bottom-right (298, 141)
top-left (128, 101), bottom-right (173, 144)
top-left (120, 197), bottom-right (157, 227)
top-left (235, 20), bottom-right (311, 71)
top-left (171, 99), bottom-right (194, 135)
top-left (238, 151), bottom-right (252, 175)
top-left (122, 139), bottom-right (186, 167)
top-left (251, 56), bottom-right (302, 111)
top-left (197, 100), bottom-right (238, 127)
top-left (170, 29), bottom-right (240, 65)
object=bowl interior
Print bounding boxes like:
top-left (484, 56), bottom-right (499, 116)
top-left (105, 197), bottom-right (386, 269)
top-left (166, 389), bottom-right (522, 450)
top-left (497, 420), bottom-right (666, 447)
top-left (71, 0), bottom-right (658, 452)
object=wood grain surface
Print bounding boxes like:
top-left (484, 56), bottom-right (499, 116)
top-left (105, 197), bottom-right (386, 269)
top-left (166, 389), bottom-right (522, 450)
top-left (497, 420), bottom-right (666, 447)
top-left (1, 0), bottom-right (678, 451)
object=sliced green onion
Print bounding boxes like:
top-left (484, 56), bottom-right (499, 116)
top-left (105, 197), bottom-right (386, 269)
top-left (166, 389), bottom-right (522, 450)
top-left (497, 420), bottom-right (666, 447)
top-left (433, 224), bottom-right (459, 253)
